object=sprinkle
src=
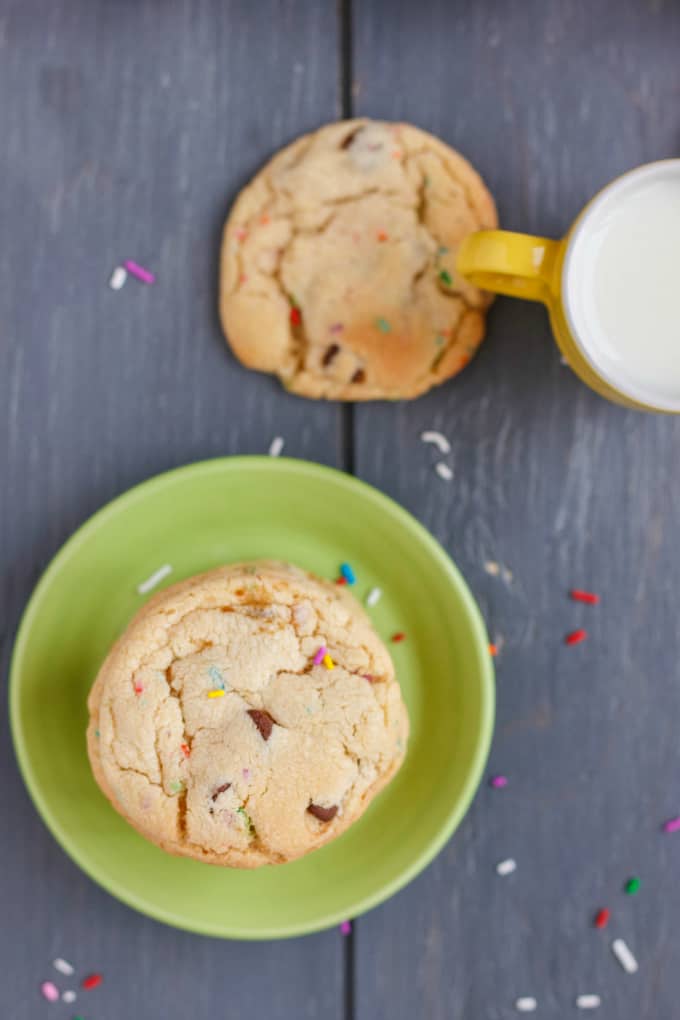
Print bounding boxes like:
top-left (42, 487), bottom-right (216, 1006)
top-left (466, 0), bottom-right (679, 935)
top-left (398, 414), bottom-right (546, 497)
top-left (133, 683), bottom-right (144, 695)
top-left (496, 857), bottom-right (517, 876)
top-left (81, 973), bottom-right (103, 990)
top-left (53, 958), bottom-right (75, 976)
top-left (515, 997), bottom-right (537, 1012)
top-left (62, 990), bottom-right (77, 1003)
top-left (594, 908), bottom-right (610, 929)
top-left (484, 560), bottom-right (501, 576)
top-left (330, 322), bottom-right (344, 333)
top-left (124, 259), bottom-right (155, 284)
top-left (663, 816), bottom-right (680, 833)
top-left (41, 982), bottom-right (60, 1002)
top-left (576, 994), bottom-right (601, 1009)
top-left (624, 876), bottom-right (641, 895)
top-left (366, 587), bottom-right (382, 607)
top-left (612, 938), bottom-right (638, 974)
top-left (235, 227), bottom-right (248, 241)
top-left (169, 780), bottom-right (184, 794)
top-left (290, 306), bottom-right (302, 327)
top-left (340, 920), bottom-right (352, 936)
top-left (268, 435), bottom-right (285, 457)
top-left (391, 632), bottom-right (406, 643)
top-left (489, 643), bottom-right (498, 657)
top-left (375, 317), bottom-right (391, 333)
top-left (565, 628), bottom-right (588, 645)
top-left (313, 646), bottom-right (327, 665)
top-left (435, 462), bottom-right (453, 481)
top-left (421, 430), bottom-right (451, 454)
top-left (208, 689), bottom-right (225, 699)
top-left (490, 775), bottom-right (508, 788)
top-left (570, 589), bottom-right (600, 605)
top-left (323, 653), bottom-right (334, 670)
top-left (260, 213), bottom-right (270, 226)
top-left (109, 266), bottom-right (127, 290)
top-left (336, 576), bottom-right (348, 585)
top-left (180, 743), bottom-right (190, 758)
top-left (208, 665), bottom-right (224, 688)
top-left (340, 563), bottom-right (356, 585)
top-left (137, 563), bottom-right (172, 594)
top-left (438, 246), bottom-right (450, 256)
top-left (439, 269), bottom-right (453, 286)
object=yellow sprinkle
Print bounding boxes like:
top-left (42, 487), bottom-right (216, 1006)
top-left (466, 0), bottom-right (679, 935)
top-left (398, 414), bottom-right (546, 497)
top-left (208, 690), bottom-right (225, 698)
top-left (323, 653), bottom-right (334, 670)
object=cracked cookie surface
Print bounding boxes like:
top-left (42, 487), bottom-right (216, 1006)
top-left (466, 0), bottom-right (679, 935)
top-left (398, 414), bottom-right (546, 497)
top-left (87, 561), bottom-right (409, 867)
top-left (220, 119), bottom-right (497, 400)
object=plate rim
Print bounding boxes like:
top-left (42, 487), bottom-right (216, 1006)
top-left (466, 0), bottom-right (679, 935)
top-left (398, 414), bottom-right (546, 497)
top-left (9, 456), bottom-right (495, 939)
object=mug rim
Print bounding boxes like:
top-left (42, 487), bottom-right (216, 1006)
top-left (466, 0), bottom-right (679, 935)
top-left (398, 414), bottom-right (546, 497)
top-left (562, 158), bottom-right (680, 413)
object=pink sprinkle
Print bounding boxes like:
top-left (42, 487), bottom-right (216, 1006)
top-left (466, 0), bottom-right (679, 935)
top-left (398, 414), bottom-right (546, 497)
top-left (235, 227), bottom-right (248, 241)
top-left (124, 259), bottom-right (155, 284)
top-left (490, 775), bottom-right (508, 789)
top-left (362, 674), bottom-right (374, 682)
top-left (340, 920), bottom-right (352, 936)
top-left (330, 322), bottom-right (344, 334)
top-left (242, 768), bottom-right (251, 780)
top-left (313, 645), bottom-right (327, 666)
top-left (663, 816), bottom-right (680, 833)
top-left (41, 982), bottom-right (59, 1002)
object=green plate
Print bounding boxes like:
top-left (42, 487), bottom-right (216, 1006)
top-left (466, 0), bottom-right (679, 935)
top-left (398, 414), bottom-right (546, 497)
top-left (9, 457), bottom-right (494, 939)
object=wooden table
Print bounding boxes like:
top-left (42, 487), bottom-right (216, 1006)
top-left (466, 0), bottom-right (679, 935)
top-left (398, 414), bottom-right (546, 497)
top-left (2, 2), bottom-right (679, 1017)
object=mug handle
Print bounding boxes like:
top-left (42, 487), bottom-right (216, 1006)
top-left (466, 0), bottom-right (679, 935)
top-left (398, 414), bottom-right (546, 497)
top-left (457, 231), bottom-right (562, 303)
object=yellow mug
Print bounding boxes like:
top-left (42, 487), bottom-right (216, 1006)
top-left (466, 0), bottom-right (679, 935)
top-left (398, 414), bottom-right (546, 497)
top-left (457, 160), bottom-right (680, 413)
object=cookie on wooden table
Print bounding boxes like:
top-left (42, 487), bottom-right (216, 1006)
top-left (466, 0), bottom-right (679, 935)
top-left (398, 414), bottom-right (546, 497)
top-left (220, 118), bottom-right (497, 400)
top-left (87, 561), bottom-right (409, 867)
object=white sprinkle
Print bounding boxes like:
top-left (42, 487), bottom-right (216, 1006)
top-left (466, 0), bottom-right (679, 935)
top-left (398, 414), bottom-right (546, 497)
top-left (62, 990), bottom-right (77, 1004)
top-left (612, 938), bottom-right (638, 974)
top-left (515, 997), bottom-right (537, 1012)
top-left (484, 560), bottom-right (500, 576)
top-left (268, 436), bottom-right (285, 457)
top-left (576, 994), bottom-right (601, 1009)
top-left (421, 430), bottom-right (451, 454)
top-left (109, 266), bottom-right (127, 290)
top-left (137, 563), bottom-right (173, 594)
top-left (496, 857), bottom-right (517, 876)
top-left (435, 462), bottom-right (453, 482)
top-left (365, 587), bottom-right (382, 608)
top-left (53, 958), bottom-right (74, 976)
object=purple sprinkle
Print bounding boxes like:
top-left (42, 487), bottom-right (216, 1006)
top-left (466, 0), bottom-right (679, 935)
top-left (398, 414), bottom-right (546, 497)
top-left (242, 768), bottom-right (251, 781)
top-left (663, 816), bottom-right (680, 833)
top-left (330, 322), bottom-right (344, 334)
top-left (313, 645), bottom-right (327, 666)
top-left (340, 920), bottom-right (352, 936)
top-left (489, 775), bottom-right (508, 789)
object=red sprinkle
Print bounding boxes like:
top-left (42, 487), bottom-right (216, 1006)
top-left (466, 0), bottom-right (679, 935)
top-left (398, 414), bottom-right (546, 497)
top-left (570, 589), bottom-right (600, 605)
top-left (290, 306), bottom-right (302, 327)
top-left (594, 908), bottom-right (610, 929)
top-left (489, 643), bottom-right (498, 657)
top-left (133, 683), bottom-right (143, 695)
top-left (82, 973), bottom-right (103, 990)
top-left (391, 632), bottom-right (406, 643)
top-left (180, 743), bottom-right (190, 758)
top-left (377, 230), bottom-right (388, 242)
top-left (565, 628), bottom-right (588, 646)
top-left (335, 576), bottom-right (348, 585)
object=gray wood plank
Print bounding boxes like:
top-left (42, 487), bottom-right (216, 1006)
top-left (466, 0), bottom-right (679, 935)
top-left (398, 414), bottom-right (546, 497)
top-left (0, 2), bottom-right (345, 1017)
top-left (352, 3), bottom-right (680, 1019)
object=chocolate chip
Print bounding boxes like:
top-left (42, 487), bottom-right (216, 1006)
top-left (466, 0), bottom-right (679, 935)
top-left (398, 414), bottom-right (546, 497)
top-left (351, 368), bottom-right (365, 383)
top-left (247, 709), bottom-right (275, 741)
top-left (307, 803), bottom-right (339, 822)
top-left (211, 782), bottom-right (231, 801)
top-left (322, 344), bottom-right (340, 367)
top-left (340, 127), bottom-right (362, 150)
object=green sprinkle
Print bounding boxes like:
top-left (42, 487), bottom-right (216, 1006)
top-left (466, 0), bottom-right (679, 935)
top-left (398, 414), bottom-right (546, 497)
top-left (439, 269), bottom-right (453, 286)
top-left (624, 876), bottom-right (641, 895)
top-left (423, 174), bottom-right (430, 188)
top-left (375, 317), bottom-right (391, 333)
top-left (438, 246), bottom-right (449, 256)
top-left (435, 334), bottom-right (445, 347)
top-left (95, 729), bottom-right (100, 739)
top-left (237, 806), bottom-right (255, 834)
top-left (169, 780), bottom-right (184, 795)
